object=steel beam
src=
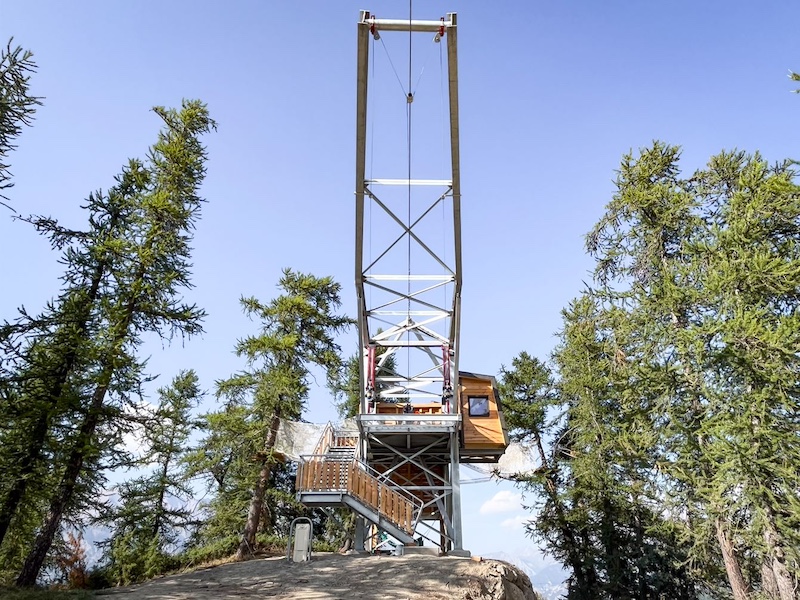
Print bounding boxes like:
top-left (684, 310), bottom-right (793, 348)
top-left (361, 16), bottom-right (456, 33)
top-left (355, 11), bottom-right (371, 415)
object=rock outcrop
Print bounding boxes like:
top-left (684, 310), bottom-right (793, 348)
top-left (95, 553), bottom-right (542, 599)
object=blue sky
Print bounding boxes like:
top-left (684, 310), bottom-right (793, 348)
top-left (3, 0), bottom-right (799, 567)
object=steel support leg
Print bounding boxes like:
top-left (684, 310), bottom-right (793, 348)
top-left (449, 430), bottom-right (469, 556)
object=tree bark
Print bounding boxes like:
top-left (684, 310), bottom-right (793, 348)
top-left (761, 560), bottom-right (779, 599)
top-left (235, 412), bottom-right (281, 560)
top-left (153, 425), bottom-right (177, 539)
top-left (715, 518), bottom-right (750, 600)
top-left (762, 520), bottom-right (795, 600)
top-left (0, 411), bottom-right (50, 544)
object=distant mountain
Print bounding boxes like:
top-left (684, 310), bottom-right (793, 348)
top-left (484, 549), bottom-right (567, 600)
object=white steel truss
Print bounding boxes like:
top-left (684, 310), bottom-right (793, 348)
top-left (355, 11), bottom-right (462, 412)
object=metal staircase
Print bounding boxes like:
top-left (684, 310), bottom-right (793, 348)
top-left (296, 425), bottom-right (421, 545)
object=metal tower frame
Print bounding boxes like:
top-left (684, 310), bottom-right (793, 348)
top-left (353, 10), bottom-right (467, 555)
top-left (355, 10), bottom-right (462, 410)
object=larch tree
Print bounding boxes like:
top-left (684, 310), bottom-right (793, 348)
top-left (211, 270), bottom-right (351, 560)
top-left (694, 152), bottom-right (800, 598)
top-left (101, 370), bottom-right (202, 585)
top-left (0, 162), bottom-right (148, 575)
top-left (557, 295), bottom-right (696, 599)
top-left (14, 100), bottom-right (215, 586)
top-left (584, 143), bottom-right (800, 598)
top-left (182, 404), bottom-right (259, 559)
top-left (497, 351), bottom-right (597, 593)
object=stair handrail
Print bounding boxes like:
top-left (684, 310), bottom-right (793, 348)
top-left (296, 454), bottom-right (350, 491)
top-left (352, 458), bottom-right (424, 519)
top-left (311, 422), bottom-right (335, 456)
top-left (296, 455), bottom-right (420, 536)
top-left (331, 428), bottom-right (360, 460)
top-left (297, 455), bottom-right (421, 509)
top-left (346, 461), bottom-right (417, 535)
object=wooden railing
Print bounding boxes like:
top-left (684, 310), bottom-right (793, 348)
top-left (311, 423), bottom-right (359, 457)
top-left (333, 434), bottom-right (358, 448)
top-left (297, 458), bottom-right (416, 535)
top-left (311, 423), bottom-right (335, 456)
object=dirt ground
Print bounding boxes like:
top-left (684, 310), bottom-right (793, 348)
top-left (93, 553), bottom-right (538, 600)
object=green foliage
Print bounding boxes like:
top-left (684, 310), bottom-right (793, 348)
top-left (570, 142), bottom-right (800, 597)
top-left (498, 351), bottom-right (553, 443)
top-left (500, 312), bottom-right (698, 598)
top-left (0, 38), bottom-right (42, 208)
top-left (334, 354), bottom-right (361, 418)
top-left (98, 371), bottom-right (202, 586)
top-left (502, 142), bottom-right (800, 598)
top-left (103, 533), bottom-right (178, 587)
top-left (2, 100), bottom-right (215, 586)
top-left (187, 270), bottom-right (351, 560)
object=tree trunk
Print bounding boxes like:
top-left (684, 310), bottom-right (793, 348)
top-left (153, 425), bottom-right (177, 540)
top-left (338, 537), bottom-right (352, 553)
top-left (761, 561), bottom-right (779, 599)
top-left (715, 518), bottom-right (750, 600)
top-left (16, 382), bottom-right (108, 586)
top-left (337, 511), bottom-right (355, 553)
top-left (533, 430), bottom-right (593, 594)
top-left (762, 520), bottom-right (795, 600)
top-left (0, 411), bottom-right (50, 544)
top-left (235, 412), bottom-right (281, 560)
top-left (548, 484), bottom-right (591, 592)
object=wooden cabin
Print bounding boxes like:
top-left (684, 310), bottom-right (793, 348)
top-left (459, 371), bottom-right (509, 462)
top-left (370, 371), bottom-right (509, 463)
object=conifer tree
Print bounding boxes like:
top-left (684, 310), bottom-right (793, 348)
top-left (498, 352), bottom-right (598, 594)
top-left (100, 370), bottom-right (202, 585)
top-left (0, 165), bottom-right (146, 563)
top-left (14, 100), bottom-right (215, 585)
top-left (583, 143), bottom-right (800, 598)
top-left (210, 270), bottom-right (351, 560)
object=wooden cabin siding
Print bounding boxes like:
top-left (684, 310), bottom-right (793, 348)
top-left (460, 375), bottom-right (507, 449)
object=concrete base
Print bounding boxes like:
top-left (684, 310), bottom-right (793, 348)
top-left (447, 549), bottom-right (472, 558)
top-left (402, 546), bottom-right (440, 556)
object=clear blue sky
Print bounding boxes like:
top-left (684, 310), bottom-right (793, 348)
top-left (3, 0), bottom-right (799, 567)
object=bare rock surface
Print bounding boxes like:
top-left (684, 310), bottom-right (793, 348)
top-left (95, 553), bottom-right (542, 600)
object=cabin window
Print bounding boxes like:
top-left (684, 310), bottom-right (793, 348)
top-left (468, 395), bottom-right (490, 417)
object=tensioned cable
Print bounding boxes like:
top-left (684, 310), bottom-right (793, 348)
top-left (379, 37), bottom-right (407, 98)
top-left (406, 0), bottom-right (413, 389)
top-left (411, 39), bottom-right (438, 96)
top-left (369, 32), bottom-right (376, 316)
